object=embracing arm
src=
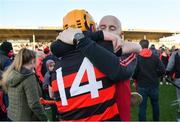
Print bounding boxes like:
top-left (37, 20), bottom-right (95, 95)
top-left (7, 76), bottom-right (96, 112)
top-left (121, 42), bottom-right (142, 54)
top-left (77, 37), bottom-right (137, 82)
top-left (58, 28), bottom-right (137, 82)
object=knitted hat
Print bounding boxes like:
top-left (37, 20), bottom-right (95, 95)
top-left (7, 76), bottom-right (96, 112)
top-left (46, 59), bottom-right (55, 69)
top-left (0, 41), bottom-right (13, 54)
top-left (43, 46), bottom-right (50, 54)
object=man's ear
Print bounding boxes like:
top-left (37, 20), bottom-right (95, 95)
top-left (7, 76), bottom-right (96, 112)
top-left (120, 32), bottom-right (124, 39)
top-left (97, 26), bottom-right (100, 31)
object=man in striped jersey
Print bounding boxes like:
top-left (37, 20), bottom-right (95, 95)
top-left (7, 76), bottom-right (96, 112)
top-left (50, 9), bottom-right (137, 121)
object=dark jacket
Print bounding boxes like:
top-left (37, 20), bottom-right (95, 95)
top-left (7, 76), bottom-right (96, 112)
top-left (76, 31), bottom-right (137, 81)
top-left (0, 50), bottom-right (11, 71)
top-left (166, 50), bottom-right (180, 78)
top-left (50, 31), bottom-right (137, 121)
top-left (6, 67), bottom-right (47, 121)
top-left (41, 55), bottom-right (58, 77)
top-left (133, 48), bottom-right (165, 88)
top-left (150, 47), bottom-right (159, 57)
top-left (52, 30), bottom-right (137, 82)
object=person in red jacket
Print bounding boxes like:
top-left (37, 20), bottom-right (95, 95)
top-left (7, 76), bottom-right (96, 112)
top-left (35, 51), bottom-right (45, 84)
top-left (99, 15), bottom-right (142, 121)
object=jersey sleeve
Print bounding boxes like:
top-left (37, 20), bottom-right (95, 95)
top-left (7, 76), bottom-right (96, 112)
top-left (76, 37), bottom-right (137, 82)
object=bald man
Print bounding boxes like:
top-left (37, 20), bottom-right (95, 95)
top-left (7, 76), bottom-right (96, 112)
top-left (99, 15), bottom-right (141, 54)
top-left (99, 15), bottom-right (141, 121)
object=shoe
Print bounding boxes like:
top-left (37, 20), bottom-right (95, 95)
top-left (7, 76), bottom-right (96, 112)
top-left (176, 118), bottom-right (180, 122)
top-left (131, 92), bottom-right (143, 106)
top-left (44, 105), bottom-right (51, 110)
top-left (177, 109), bottom-right (180, 113)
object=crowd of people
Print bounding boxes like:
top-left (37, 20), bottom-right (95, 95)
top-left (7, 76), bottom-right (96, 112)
top-left (0, 9), bottom-right (180, 121)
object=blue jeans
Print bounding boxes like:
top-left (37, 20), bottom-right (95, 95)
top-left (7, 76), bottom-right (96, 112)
top-left (137, 86), bottom-right (159, 121)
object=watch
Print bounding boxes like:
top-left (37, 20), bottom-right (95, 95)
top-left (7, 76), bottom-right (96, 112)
top-left (73, 33), bottom-right (85, 45)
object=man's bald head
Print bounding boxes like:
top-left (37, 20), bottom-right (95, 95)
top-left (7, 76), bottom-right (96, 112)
top-left (99, 15), bottom-right (122, 36)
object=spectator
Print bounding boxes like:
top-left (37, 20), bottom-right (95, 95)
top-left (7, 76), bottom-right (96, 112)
top-left (2, 48), bottom-right (47, 121)
top-left (35, 51), bottom-right (45, 84)
top-left (42, 59), bottom-right (58, 121)
top-left (170, 45), bottom-right (176, 53)
top-left (41, 49), bottom-right (58, 77)
top-left (149, 44), bottom-right (159, 57)
top-left (0, 41), bottom-right (13, 120)
top-left (0, 72), bottom-right (7, 121)
top-left (166, 49), bottom-right (180, 113)
top-left (159, 48), bottom-right (170, 83)
top-left (43, 46), bottom-right (50, 55)
top-left (0, 41), bottom-right (13, 71)
top-left (133, 39), bottom-right (165, 121)
top-left (43, 60), bottom-right (55, 92)
top-left (160, 48), bottom-right (170, 69)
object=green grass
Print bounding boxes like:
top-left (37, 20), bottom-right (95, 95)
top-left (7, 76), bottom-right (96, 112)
top-left (131, 84), bottom-right (180, 121)
top-left (45, 83), bottom-right (180, 121)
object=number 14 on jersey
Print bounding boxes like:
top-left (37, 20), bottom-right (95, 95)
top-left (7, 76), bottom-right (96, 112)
top-left (56, 57), bottom-right (103, 106)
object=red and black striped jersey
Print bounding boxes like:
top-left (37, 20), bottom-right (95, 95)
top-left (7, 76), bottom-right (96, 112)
top-left (51, 50), bottom-right (120, 121)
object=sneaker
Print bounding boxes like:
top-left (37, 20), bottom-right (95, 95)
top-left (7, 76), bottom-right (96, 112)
top-left (177, 109), bottom-right (180, 113)
top-left (44, 105), bottom-right (51, 110)
top-left (176, 118), bottom-right (180, 122)
top-left (131, 92), bottom-right (143, 106)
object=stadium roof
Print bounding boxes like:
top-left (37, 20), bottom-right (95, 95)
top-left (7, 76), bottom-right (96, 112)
top-left (160, 34), bottom-right (180, 43)
top-left (0, 26), bottom-right (179, 41)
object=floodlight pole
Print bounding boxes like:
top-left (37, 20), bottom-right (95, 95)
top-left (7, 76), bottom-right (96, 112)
top-left (144, 35), bottom-right (147, 40)
top-left (122, 35), bottom-right (124, 40)
top-left (33, 34), bottom-right (36, 51)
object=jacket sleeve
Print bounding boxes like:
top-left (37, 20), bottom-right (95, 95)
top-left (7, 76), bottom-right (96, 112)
top-left (166, 51), bottom-right (177, 72)
top-left (77, 37), bottom-right (137, 82)
top-left (43, 72), bottom-right (51, 90)
top-left (35, 58), bottom-right (44, 83)
top-left (83, 31), bottom-right (104, 42)
top-left (132, 57), bottom-right (139, 80)
top-left (23, 75), bottom-right (48, 121)
top-left (156, 58), bottom-right (166, 76)
top-left (3, 59), bottom-right (12, 70)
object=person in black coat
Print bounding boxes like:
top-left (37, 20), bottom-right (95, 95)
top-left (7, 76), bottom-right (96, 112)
top-left (133, 39), bottom-right (165, 121)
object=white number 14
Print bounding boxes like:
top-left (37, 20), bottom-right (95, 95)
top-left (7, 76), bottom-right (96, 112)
top-left (56, 57), bottom-right (103, 106)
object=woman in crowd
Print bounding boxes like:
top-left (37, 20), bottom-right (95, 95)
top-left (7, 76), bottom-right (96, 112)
top-left (2, 48), bottom-right (47, 121)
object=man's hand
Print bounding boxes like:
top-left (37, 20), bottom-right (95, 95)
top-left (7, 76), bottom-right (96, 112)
top-left (121, 42), bottom-right (142, 54)
top-left (102, 31), bottom-right (124, 53)
top-left (56, 27), bottom-right (82, 45)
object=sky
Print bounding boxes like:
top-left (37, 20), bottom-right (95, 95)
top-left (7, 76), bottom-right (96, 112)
top-left (0, 0), bottom-right (180, 31)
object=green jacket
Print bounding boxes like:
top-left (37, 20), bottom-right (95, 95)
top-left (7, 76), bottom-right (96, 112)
top-left (7, 68), bottom-right (47, 121)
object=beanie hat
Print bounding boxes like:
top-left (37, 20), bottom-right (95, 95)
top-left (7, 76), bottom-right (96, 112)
top-left (46, 59), bottom-right (55, 69)
top-left (44, 46), bottom-right (50, 54)
top-left (0, 41), bottom-right (13, 54)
